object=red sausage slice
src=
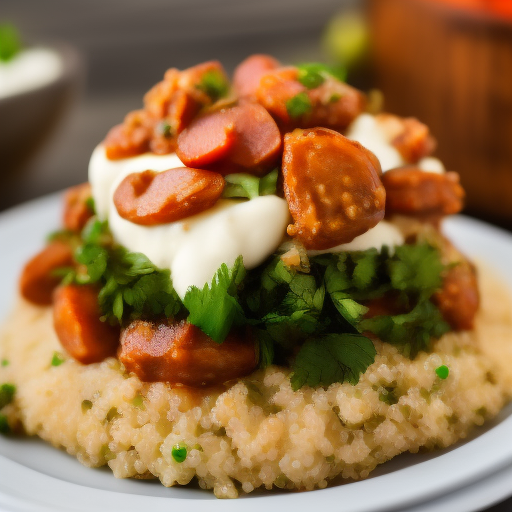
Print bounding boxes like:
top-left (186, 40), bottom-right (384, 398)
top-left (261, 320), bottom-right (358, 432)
top-left (119, 320), bottom-right (257, 386)
top-left (113, 167), bottom-right (225, 226)
top-left (282, 127), bottom-right (386, 250)
top-left (63, 183), bottom-right (93, 233)
top-left (177, 102), bottom-right (282, 176)
top-left (53, 285), bottom-right (120, 364)
top-left (233, 54), bottom-right (281, 97)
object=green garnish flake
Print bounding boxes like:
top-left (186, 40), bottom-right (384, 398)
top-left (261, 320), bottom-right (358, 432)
top-left (158, 120), bottom-right (173, 139)
top-left (184, 256), bottom-right (246, 343)
top-left (100, 444), bottom-right (116, 461)
top-left (0, 23), bottom-right (22, 62)
top-left (85, 197), bottom-right (96, 214)
top-left (222, 168), bottom-right (278, 200)
top-left (81, 400), bottom-right (93, 413)
top-left (329, 93), bottom-right (341, 104)
top-left (436, 365), bottom-right (450, 380)
top-left (286, 92), bottom-right (312, 119)
top-left (290, 333), bottom-right (376, 391)
top-left (132, 395), bottom-right (145, 409)
top-left (51, 352), bottom-right (65, 367)
top-left (196, 70), bottom-right (229, 102)
top-left (0, 383), bottom-right (16, 409)
top-left (0, 414), bottom-right (10, 434)
top-left (296, 63), bottom-right (347, 89)
top-left (106, 407), bottom-right (120, 421)
top-left (171, 443), bottom-right (188, 463)
top-left (1, 359), bottom-right (8, 367)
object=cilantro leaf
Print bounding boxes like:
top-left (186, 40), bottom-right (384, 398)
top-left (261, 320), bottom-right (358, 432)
top-left (286, 92), bottom-right (312, 119)
top-left (257, 330), bottom-right (275, 369)
top-left (296, 63), bottom-right (347, 89)
top-left (222, 169), bottom-right (278, 200)
top-left (184, 256), bottom-right (246, 343)
top-left (291, 333), bottom-right (376, 391)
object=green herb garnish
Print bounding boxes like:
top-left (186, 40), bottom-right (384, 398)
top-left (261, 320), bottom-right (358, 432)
top-left (0, 23), bottom-right (21, 62)
top-left (171, 442), bottom-right (188, 463)
top-left (0, 383), bottom-right (15, 409)
top-left (51, 352), bottom-right (65, 367)
top-left (0, 414), bottom-right (10, 434)
top-left (296, 63), bottom-right (347, 89)
top-left (196, 70), bottom-right (229, 102)
top-left (81, 400), bottom-right (93, 413)
top-left (1, 359), bottom-right (8, 367)
top-left (131, 395), bottom-right (145, 409)
top-left (436, 365), bottom-right (450, 380)
top-left (286, 92), bottom-right (312, 119)
top-left (222, 169), bottom-right (278, 200)
top-left (184, 256), bottom-right (246, 343)
top-left (158, 120), bottom-right (173, 139)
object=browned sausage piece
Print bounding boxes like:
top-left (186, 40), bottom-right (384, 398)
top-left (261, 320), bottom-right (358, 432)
top-left (53, 285), bottom-right (120, 364)
top-left (20, 241), bottom-right (74, 306)
top-left (119, 320), bottom-right (257, 386)
top-left (382, 167), bottom-right (464, 218)
top-left (104, 110), bottom-right (152, 160)
top-left (177, 102), bottom-right (282, 176)
top-left (113, 167), bottom-right (225, 225)
top-left (282, 127), bottom-right (386, 250)
top-left (376, 114), bottom-right (436, 163)
top-left (433, 260), bottom-right (480, 331)
top-left (233, 54), bottom-right (281, 97)
top-left (63, 183), bottom-right (93, 232)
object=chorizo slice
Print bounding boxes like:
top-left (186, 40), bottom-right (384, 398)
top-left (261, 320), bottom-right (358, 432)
top-left (233, 54), bottom-right (281, 97)
top-left (283, 128), bottom-right (385, 250)
top-left (376, 114), bottom-right (436, 163)
top-left (118, 320), bottom-right (257, 386)
top-left (177, 102), bottom-right (282, 176)
top-left (62, 183), bottom-right (93, 232)
top-left (113, 167), bottom-right (225, 225)
top-left (104, 110), bottom-right (152, 160)
top-left (433, 260), bottom-right (480, 331)
top-left (382, 167), bottom-right (464, 218)
top-left (20, 241), bottom-right (74, 306)
top-left (53, 285), bottom-right (120, 364)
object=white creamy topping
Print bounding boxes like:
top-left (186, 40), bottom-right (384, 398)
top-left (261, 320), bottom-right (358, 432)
top-left (89, 147), bottom-right (290, 297)
top-left (0, 48), bottom-right (62, 99)
top-left (418, 156), bottom-right (445, 174)
top-left (308, 220), bottom-right (404, 256)
top-left (346, 113), bottom-right (405, 172)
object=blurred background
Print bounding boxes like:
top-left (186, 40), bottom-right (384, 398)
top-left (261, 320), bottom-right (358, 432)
top-left (1, 0), bottom-right (512, 509)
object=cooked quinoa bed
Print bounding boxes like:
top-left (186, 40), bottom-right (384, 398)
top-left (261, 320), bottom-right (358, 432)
top-left (1, 264), bottom-right (512, 499)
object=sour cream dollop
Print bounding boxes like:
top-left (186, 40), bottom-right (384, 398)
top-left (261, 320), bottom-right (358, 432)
top-left (89, 147), bottom-right (290, 297)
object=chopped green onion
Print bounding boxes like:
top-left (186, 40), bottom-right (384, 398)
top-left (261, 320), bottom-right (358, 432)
top-left (158, 120), bottom-right (173, 139)
top-left (286, 92), bottom-right (312, 119)
top-left (196, 70), bottom-right (229, 102)
top-left (106, 407), bottom-right (120, 421)
top-left (51, 352), bottom-right (65, 367)
top-left (171, 443), bottom-right (188, 463)
top-left (132, 395), bottom-right (145, 409)
top-left (85, 197), bottom-right (96, 214)
top-left (435, 365), bottom-right (450, 380)
top-left (0, 383), bottom-right (15, 409)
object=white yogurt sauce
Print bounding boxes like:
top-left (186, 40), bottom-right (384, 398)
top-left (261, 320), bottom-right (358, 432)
top-left (0, 48), bottom-right (62, 99)
top-left (89, 147), bottom-right (290, 297)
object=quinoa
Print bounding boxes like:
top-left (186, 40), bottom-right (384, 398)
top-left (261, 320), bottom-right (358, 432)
top-left (1, 264), bottom-right (511, 498)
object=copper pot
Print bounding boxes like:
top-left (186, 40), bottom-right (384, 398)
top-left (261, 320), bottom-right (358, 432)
top-left (369, 0), bottom-right (512, 225)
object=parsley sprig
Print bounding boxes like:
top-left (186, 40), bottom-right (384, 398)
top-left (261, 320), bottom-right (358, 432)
top-left (297, 62), bottom-right (347, 89)
top-left (222, 169), bottom-right (278, 200)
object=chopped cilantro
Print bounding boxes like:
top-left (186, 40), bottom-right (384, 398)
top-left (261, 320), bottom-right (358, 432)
top-left (1, 359), bottom-right (8, 367)
top-left (291, 333), bottom-right (376, 391)
top-left (0, 23), bottom-right (21, 62)
top-left (222, 169), bottom-right (278, 200)
top-left (81, 400), bottom-right (93, 413)
top-left (85, 197), bottom-right (96, 214)
top-left (196, 70), bottom-right (229, 102)
top-left (257, 331), bottom-right (275, 369)
top-left (436, 365), bottom-right (450, 380)
top-left (296, 63), bottom-right (347, 89)
top-left (171, 442), bottom-right (188, 463)
top-left (0, 383), bottom-right (15, 409)
top-left (0, 414), bottom-right (10, 434)
top-left (51, 352), bottom-right (65, 367)
top-left (286, 92), bottom-right (312, 119)
top-left (184, 256), bottom-right (246, 343)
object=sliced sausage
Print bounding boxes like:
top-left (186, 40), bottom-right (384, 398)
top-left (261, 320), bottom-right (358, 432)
top-left (53, 285), bottom-right (120, 364)
top-left (233, 54), bottom-right (281, 97)
top-left (376, 114), bottom-right (436, 163)
top-left (104, 110), bottom-right (152, 160)
top-left (62, 183), bottom-right (93, 232)
top-left (282, 128), bottom-right (385, 250)
top-left (113, 167), bottom-right (225, 225)
top-left (118, 320), bottom-right (257, 386)
top-left (382, 167), bottom-right (464, 218)
top-left (20, 241), bottom-right (74, 305)
top-left (177, 102), bottom-right (282, 176)
top-left (433, 260), bottom-right (480, 331)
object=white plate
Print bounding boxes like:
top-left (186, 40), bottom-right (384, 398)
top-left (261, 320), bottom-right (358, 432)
top-left (1, 194), bottom-right (512, 512)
